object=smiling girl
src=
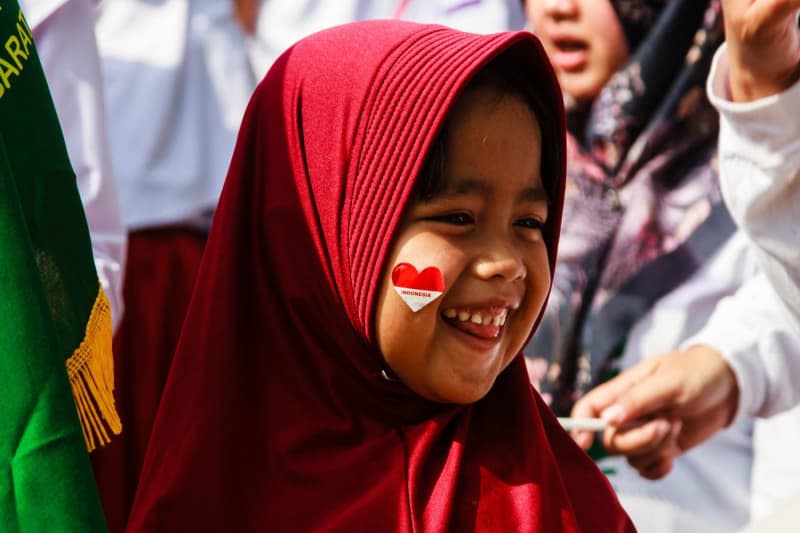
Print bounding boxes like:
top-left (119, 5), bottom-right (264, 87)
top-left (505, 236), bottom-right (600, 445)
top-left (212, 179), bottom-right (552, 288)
top-left (127, 20), bottom-right (634, 532)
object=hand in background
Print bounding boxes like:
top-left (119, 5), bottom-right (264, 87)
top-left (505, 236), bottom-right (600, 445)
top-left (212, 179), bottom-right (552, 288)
top-left (722, 0), bottom-right (800, 101)
top-left (570, 345), bottom-right (739, 480)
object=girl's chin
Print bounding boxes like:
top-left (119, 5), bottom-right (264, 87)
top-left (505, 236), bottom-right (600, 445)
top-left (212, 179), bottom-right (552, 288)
top-left (424, 381), bottom-right (495, 405)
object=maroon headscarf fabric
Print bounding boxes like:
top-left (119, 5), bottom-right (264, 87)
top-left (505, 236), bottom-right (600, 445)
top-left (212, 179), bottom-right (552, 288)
top-left (127, 20), bottom-right (634, 532)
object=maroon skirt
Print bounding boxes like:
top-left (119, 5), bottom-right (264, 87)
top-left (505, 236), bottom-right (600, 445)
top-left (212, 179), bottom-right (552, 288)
top-left (91, 227), bottom-right (206, 533)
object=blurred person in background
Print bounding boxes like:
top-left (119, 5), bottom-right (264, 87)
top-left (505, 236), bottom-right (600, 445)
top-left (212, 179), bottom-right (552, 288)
top-left (244, 0), bottom-right (527, 76)
top-left (20, 0), bottom-right (125, 331)
top-left (570, 0), bottom-right (800, 530)
top-left (87, 1), bottom-right (257, 530)
top-left (523, 0), bottom-right (760, 530)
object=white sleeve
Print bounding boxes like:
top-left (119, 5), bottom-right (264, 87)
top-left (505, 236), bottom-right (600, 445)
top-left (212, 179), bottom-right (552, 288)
top-left (684, 272), bottom-right (800, 420)
top-left (706, 43), bottom-right (800, 328)
top-left (25, 0), bottom-right (127, 330)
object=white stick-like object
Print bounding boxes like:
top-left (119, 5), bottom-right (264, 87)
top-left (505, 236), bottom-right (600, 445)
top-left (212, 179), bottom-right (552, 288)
top-left (557, 417), bottom-right (608, 432)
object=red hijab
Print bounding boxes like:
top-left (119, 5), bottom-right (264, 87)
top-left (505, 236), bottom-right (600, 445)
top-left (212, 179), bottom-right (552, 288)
top-left (127, 20), bottom-right (634, 532)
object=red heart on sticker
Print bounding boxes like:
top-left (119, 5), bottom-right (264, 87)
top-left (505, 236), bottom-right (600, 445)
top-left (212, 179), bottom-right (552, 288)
top-left (391, 263), bottom-right (445, 292)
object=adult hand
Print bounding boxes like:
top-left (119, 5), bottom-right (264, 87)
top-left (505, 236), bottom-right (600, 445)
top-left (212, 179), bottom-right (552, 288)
top-left (721, 0), bottom-right (800, 101)
top-left (570, 345), bottom-right (739, 479)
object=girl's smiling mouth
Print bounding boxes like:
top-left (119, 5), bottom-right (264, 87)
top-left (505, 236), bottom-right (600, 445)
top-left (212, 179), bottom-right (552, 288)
top-left (441, 305), bottom-right (511, 340)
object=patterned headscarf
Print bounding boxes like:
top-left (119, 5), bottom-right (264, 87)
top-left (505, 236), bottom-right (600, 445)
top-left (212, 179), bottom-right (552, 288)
top-left (525, 0), bottom-right (731, 414)
top-left (610, 0), bottom-right (668, 51)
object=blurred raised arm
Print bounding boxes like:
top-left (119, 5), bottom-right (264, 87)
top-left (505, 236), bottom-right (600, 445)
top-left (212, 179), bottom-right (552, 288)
top-left (710, 0), bottom-right (800, 326)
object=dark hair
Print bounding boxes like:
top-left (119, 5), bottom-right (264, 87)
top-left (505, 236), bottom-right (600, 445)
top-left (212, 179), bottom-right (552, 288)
top-left (413, 54), bottom-right (559, 202)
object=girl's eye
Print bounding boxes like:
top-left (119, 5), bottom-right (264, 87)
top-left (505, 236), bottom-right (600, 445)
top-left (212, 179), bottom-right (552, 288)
top-left (429, 212), bottom-right (474, 226)
top-left (514, 217), bottom-right (545, 230)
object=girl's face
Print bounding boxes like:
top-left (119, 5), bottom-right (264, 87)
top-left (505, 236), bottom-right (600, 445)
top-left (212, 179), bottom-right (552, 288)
top-left (375, 87), bottom-right (552, 404)
top-left (525, 0), bottom-right (629, 103)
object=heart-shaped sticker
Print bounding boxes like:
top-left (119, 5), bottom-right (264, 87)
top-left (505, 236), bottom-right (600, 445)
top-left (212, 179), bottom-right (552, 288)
top-left (391, 263), bottom-right (445, 312)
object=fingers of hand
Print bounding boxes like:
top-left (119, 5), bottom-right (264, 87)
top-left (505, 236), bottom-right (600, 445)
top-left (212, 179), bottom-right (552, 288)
top-left (725, 0), bottom-right (800, 45)
top-left (676, 408), bottom-right (732, 452)
top-left (601, 372), bottom-right (683, 426)
top-left (571, 358), bottom-right (662, 424)
top-left (755, 1), bottom-right (800, 28)
top-left (570, 391), bottom-right (616, 450)
top-left (635, 456), bottom-right (674, 481)
top-left (570, 428), bottom-right (595, 450)
top-left (624, 420), bottom-right (682, 480)
top-left (602, 418), bottom-right (674, 457)
top-left (723, 0), bottom-right (800, 29)
top-left (568, 367), bottom-right (653, 449)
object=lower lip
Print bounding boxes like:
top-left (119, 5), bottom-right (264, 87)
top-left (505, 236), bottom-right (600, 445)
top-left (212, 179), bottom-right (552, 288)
top-left (442, 317), bottom-right (503, 351)
top-left (552, 49), bottom-right (587, 72)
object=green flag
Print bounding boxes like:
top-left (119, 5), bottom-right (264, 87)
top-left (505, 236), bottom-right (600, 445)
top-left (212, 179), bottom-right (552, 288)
top-left (1, 1), bottom-right (119, 530)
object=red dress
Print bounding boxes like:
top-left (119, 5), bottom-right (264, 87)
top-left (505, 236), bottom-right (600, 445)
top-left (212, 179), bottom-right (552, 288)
top-left (91, 227), bottom-right (206, 532)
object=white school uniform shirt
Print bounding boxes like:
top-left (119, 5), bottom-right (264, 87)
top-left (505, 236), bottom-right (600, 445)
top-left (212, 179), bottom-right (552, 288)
top-left (378, 0), bottom-right (526, 32)
top-left (246, 0), bottom-right (526, 80)
top-left (21, 0), bottom-right (126, 330)
top-left (95, 0), bottom-right (256, 231)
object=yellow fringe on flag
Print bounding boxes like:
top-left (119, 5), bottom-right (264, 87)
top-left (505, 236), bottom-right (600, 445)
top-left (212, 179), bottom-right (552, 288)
top-left (65, 285), bottom-right (122, 452)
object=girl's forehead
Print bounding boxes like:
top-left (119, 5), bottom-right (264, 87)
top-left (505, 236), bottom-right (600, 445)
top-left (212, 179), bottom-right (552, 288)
top-left (410, 80), bottom-right (554, 209)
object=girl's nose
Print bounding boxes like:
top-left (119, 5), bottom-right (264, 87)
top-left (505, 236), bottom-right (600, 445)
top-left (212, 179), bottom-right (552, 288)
top-left (541, 0), bottom-right (579, 18)
top-left (472, 243), bottom-right (526, 282)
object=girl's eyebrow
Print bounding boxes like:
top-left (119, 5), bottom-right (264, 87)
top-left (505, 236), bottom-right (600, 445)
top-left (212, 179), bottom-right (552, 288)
top-left (518, 185), bottom-right (550, 206)
top-left (437, 177), bottom-right (490, 198)
top-left (434, 177), bottom-right (550, 205)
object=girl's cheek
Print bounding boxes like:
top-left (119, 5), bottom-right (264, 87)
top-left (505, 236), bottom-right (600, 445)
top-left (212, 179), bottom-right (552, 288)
top-left (390, 262), bottom-right (445, 313)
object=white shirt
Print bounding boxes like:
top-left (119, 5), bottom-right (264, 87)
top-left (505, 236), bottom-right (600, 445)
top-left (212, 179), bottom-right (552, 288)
top-left (22, 0), bottom-right (126, 330)
top-left (393, 0), bottom-right (525, 31)
top-left (247, 0), bottom-right (526, 80)
top-left (95, 0), bottom-right (256, 230)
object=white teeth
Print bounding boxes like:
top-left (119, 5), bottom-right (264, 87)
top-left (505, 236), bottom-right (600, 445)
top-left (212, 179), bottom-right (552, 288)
top-left (447, 307), bottom-right (510, 326)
